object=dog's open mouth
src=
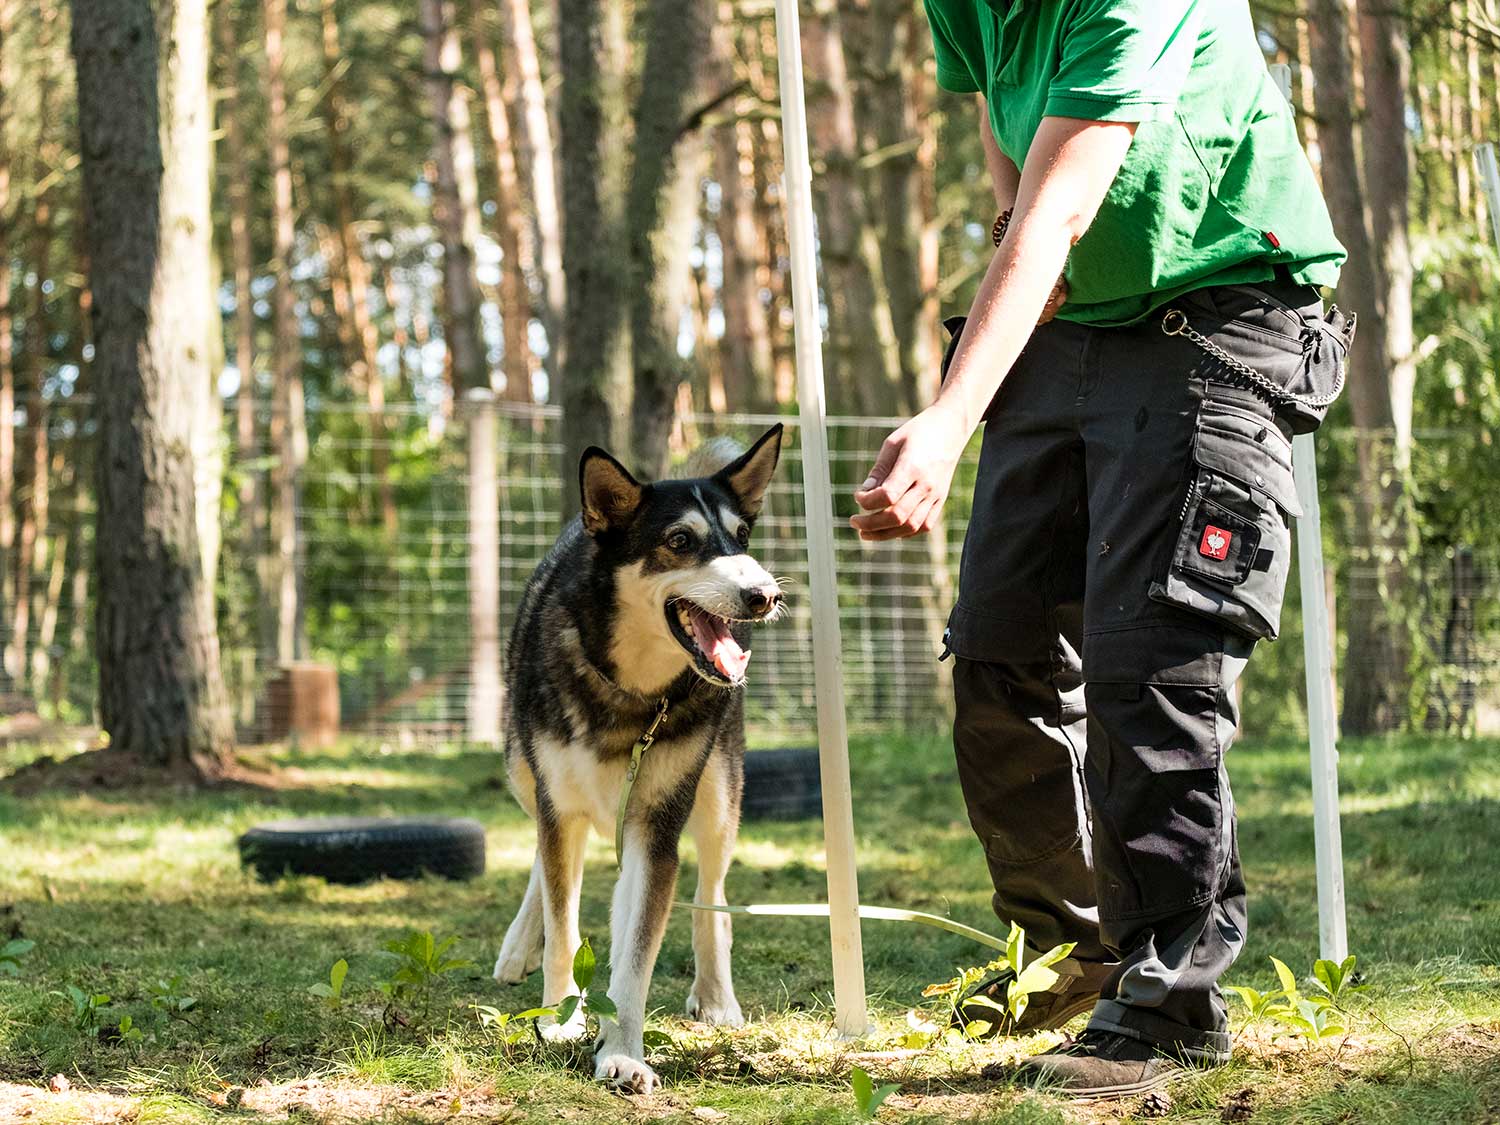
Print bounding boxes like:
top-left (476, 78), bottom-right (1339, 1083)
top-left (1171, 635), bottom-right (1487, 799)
top-left (665, 600), bottom-right (751, 686)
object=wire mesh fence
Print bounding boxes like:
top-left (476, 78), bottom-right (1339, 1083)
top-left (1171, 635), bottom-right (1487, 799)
top-left (3, 397), bottom-right (1500, 745)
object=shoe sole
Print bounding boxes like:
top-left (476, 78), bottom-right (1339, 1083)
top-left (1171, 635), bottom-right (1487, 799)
top-left (1057, 1066), bottom-right (1177, 1101)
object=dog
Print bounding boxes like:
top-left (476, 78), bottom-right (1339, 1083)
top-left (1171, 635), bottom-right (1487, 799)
top-left (493, 425), bottom-right (785, 1093)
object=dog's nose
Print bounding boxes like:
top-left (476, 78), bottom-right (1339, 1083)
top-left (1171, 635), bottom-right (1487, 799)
top-left (744, 586), bottom-right (783, 619)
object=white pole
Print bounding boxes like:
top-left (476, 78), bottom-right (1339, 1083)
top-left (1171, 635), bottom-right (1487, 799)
top-left (1292, 436), bottom-right (1348, 962)
top-left (770, 0), bottom-right (869, 1036)
top-left (1478, 143), bottom-right (1500, 252)
top-left (1273, 63), bottom-right (1349, 962)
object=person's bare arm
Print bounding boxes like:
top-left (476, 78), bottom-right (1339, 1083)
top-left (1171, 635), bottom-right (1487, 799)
top-left (851, 115), bottom-right (1137, 541)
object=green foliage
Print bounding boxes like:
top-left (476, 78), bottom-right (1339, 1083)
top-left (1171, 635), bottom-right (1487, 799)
top-left (308, 958), bottom-right (349, 1008)
top-left (376, 930), bottom-right (475, 1018)
top-left (1228, 954), bottom-right (1363, 1043)
top-left (556, 938), bottom-right (617, 1026)
top-left (53, 984), bottom-right (111, 1032)
top-left (0, 938), bottom-right (35, 977)
top-left (147, 975), bottom-right (199, 1019)
top-left (472, 1002), bottom-right (556, 1046)
top-left (850, 1065), bottom-right (899, 1118)
top-left (916, 922), bottom-right (1076, 1044)
top-left (114, 1013), bottom-right (145, 1046)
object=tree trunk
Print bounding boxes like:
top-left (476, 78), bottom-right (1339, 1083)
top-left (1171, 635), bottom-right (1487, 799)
top-left (626, 0), bottom-right (712, 479)
top-left (1308, 0), bottom-right (1415, 733)
top-left (265, 0), bottom-right (307, 665)
top-left (499, 0), bottom-right (564, 381)
top-left (862, 0), bottom-right (936, 406)
top-left (802, 4), bottom-right (906, 415)
top-left (557, 0), bottom-right (630, 509)
top-left (216, 0), bottom-right (261, 539)
top-left (174, 0), bottom-right (223, 597)
top-left (8, 0), bottom-right (61, 690)
top-left (72, 0), bottom-right (234, 773)
top-left (470, 0), bottom-right (535, 403)
top-left (420, 0), bottom-right (490, 396)
top-left (708, 4), bottom-right (772, 411)
top-left (319, 0), bottom-right (396, 532)
top-left (0, 0), bottom-right (15, 697)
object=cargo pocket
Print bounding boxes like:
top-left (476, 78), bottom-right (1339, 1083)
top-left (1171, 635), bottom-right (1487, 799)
top-left (1149, 399), bottom-right (1302, 641)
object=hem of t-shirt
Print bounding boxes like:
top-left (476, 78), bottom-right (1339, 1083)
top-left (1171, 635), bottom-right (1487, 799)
top-left (936, 63), bottom-right (981, 94)
top-left (1043, 90), bottom-right (1176, 123)
top-left (1056, 258), bottom-right (1344, 328)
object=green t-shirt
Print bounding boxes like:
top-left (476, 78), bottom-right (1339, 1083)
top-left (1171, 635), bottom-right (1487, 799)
top-left (924, 0), bottom-right (1347, 325)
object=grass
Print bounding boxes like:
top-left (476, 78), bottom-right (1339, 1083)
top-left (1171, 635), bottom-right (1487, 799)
top-left (0, 730), bottom-right (1498, 1123)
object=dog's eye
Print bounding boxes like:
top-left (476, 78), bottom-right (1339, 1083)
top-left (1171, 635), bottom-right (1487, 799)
top-left (735, 524), bottom-right (751, 547)
top-left (667, 531), bottom-right (694, 552)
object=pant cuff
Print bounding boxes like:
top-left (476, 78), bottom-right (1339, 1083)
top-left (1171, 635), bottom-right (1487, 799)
top-left (1087, 999), bottom-right (1231, 1064)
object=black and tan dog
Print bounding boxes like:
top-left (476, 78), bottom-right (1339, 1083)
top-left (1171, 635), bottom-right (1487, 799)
top-left (493, 426), bottom-right (784, 1093)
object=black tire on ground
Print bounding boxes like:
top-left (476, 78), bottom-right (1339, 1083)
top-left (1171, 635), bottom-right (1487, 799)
top-left (238, 816), bottom-right (486, 884)
top-left (741, 748), bottom-right (823, 821)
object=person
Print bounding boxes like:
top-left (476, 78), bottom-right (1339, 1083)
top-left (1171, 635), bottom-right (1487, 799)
top-left (851, 0), bottom-right (1351, 1098)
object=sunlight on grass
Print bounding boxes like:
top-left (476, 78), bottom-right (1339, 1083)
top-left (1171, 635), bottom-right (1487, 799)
top-left (2, 733), bottom-right (1498, 1123)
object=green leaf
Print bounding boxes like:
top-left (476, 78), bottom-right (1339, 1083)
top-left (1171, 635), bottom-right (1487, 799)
top-left (1013, 961), bottom-right (1061, 998)
top-left (473, 1004), bottom-right (507, 1027)
top-left (308, 983), bottom-right (334, 999)
top-left (1004, 923), bottom-right (1024, 973)
top-left (329, 958), bottom-right (348, 997)
top-left (556, 994), bottom-right (581, 1025)
top-left (1, 939), bottom-right (35, 960)
top-left (572, 940), bottom-right (596, 992)
top-left (1226, 985), bottom-right (1262, 1011)
top-left (1006, 980), bottom-right (1030, 1023)
top-left (851, 1066), bottom-right (874, 1115)
top-left (869, 1082), bottom-right (900, 1116)
top-left (514, 1007), bottom-right (556, 1021)
top-left (1028, 941), bottom-right (1076, 972)
top-left (1270, 956), bottom-right (1298, 996)
top-left (588, 991), bottom-right (618, 1020)
top-left (642, 1029), bottom-right (674, 1049)
top-left (961, 1019), bottom-right (992, 1040)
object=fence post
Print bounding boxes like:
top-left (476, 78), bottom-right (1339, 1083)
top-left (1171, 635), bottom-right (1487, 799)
top-left (1273, 62), bottom-right (1349, 962)
top-left (465, 388), bottom-right (502, 746)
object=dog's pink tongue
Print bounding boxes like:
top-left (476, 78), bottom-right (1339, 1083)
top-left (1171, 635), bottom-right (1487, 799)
top-left (689, 607), bottom-right (750, 681)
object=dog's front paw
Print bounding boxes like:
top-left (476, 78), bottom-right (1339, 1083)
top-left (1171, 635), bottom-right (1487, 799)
top-left (685, 990), bottom-right (744, 1027)
top-left (595, 1052), bottom-right (660, 1094)
top-left (492, 943), bottom-right (542, 985)
top-left (537, 1005), bottom-right (588, 1043)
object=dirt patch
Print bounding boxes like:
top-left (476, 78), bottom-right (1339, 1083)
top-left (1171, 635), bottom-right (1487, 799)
top-left (0, 745), bottom-right (304, 797)
top-left (0, 1077), bottom-right (532, 1123)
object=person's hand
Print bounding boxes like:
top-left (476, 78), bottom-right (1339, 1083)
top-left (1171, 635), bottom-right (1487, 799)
top-left (1039, 277), bottom-right (1069, 324)
top-left (850, 402), bottom-right (970, 541)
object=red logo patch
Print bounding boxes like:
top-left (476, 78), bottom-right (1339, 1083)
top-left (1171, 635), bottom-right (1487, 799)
top-left (1200, 525), bottom-right (1233, 561)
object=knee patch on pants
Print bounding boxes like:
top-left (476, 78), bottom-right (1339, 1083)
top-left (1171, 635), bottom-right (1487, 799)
top-left (1082, 625), bottom-right (1229, 921)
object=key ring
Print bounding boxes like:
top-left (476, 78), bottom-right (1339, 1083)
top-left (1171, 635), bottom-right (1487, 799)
top-left (1161, 309), bottom-right (1189, 337)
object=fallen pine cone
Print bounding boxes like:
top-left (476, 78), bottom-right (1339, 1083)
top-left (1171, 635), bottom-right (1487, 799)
top-left (48, 1075), bottom-right (69, 1094)
top-left (1139, 1089), bottom-right (1173, 1118)
top-left (1221, 1087), bottom-right (1255, 1122)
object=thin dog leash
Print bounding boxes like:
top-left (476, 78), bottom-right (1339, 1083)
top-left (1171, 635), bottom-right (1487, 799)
top-left (615, 696), bottom-right (671, 867)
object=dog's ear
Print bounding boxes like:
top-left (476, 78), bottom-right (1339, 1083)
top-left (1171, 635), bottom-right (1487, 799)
top-left (579, 448), bottom-right (644, 535)
top-left (714, 424), bottom-right (783, 517)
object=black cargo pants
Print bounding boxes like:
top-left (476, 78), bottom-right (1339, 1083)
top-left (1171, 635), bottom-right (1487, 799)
top-left (945, 278), bottom-right (1340, 1063)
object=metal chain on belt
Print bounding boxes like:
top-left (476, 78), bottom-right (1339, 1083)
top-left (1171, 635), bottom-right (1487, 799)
top-left (1161, 308), bottom-right (1347, 412)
